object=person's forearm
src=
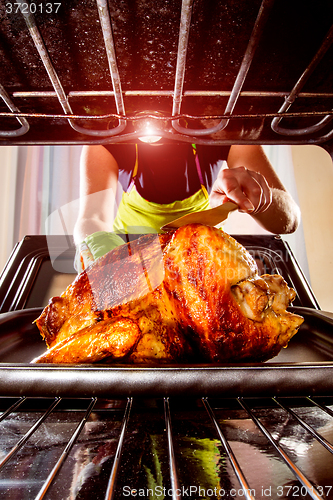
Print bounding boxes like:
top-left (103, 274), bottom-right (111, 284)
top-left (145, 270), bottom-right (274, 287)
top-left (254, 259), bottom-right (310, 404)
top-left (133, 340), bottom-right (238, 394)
top-left (252, 188), bottom-right (301, 234)
top-left (74, 146), bottom-right (119, 245)
top-left (73, 217), bottom-right (113, 245)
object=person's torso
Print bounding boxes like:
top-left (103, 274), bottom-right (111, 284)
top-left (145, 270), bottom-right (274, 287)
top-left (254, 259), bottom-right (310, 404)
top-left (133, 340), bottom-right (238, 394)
top-left (103, 143), bottom-right (230, 204)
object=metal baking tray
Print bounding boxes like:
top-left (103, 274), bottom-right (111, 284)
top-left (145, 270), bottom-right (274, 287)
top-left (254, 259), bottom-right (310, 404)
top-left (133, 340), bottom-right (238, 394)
top-left (0, 305), bottom-right (333, 398)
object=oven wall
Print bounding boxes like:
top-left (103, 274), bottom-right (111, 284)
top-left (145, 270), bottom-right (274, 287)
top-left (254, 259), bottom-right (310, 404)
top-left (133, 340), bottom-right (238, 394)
top-left (291, 145), bottom-right (333, 312)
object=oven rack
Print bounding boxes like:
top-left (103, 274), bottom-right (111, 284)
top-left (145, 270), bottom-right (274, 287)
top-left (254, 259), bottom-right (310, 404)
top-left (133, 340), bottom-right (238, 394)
top-left (0, 395), bottom-right (333, 499)
top-left (0, 0), bottom-right (333, 146)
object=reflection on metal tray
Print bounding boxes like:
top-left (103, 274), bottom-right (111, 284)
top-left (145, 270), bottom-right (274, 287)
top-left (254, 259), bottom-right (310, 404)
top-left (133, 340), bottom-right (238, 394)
top-left (0, 306), bottom-right (333, 398)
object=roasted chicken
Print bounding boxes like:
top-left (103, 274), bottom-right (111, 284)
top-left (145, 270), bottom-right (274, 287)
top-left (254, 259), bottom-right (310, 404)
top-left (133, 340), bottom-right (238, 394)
top-left (33, 224), bottom-right (303, 364)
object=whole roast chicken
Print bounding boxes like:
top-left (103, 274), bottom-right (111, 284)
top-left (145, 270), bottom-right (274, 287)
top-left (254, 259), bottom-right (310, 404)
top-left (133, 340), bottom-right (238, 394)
top-left (33, 224), bottom-right (303, 364)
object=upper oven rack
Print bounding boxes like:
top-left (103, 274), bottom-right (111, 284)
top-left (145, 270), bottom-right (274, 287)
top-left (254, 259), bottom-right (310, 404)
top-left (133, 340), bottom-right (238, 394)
top-left (0, 0), bottom-right (333, 147)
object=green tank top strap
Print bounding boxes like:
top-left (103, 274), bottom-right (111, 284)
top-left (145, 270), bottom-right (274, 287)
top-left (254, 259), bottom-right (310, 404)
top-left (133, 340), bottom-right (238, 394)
top-left (192, 144), bottom-right (209, 200)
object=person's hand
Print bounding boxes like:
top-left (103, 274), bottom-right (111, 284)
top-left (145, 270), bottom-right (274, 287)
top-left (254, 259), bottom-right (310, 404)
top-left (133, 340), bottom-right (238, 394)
top-left (74, 231), bottom-right (125, 273)
top-left (209, 166), bottom-right (272, 214)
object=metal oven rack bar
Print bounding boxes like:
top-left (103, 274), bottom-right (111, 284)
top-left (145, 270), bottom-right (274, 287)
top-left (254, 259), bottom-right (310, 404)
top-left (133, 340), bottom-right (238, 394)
top-left (171, 0), bottom-right (275, 137)
top-left (271, 23), bottom-right (333, 140)
top-left (0, 84), bottom-right (30, 138)
top-left (15, 0), bottom-right (127, 138)
top-left (104, 397), bottom-right (132, 500)
top-left (0, 396), bottom-right (333, 499)
top-left (0, 0), bottom-right (332, 144)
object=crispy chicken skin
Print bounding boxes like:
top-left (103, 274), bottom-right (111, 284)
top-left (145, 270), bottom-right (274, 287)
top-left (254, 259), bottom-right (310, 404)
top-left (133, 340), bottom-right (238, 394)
top-left (33, 224), bottom-right (303, 364)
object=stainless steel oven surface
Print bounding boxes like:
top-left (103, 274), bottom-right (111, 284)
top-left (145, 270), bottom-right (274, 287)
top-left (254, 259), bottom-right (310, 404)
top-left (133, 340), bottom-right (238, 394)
top-left (1, 0), bottom-right (333, 498)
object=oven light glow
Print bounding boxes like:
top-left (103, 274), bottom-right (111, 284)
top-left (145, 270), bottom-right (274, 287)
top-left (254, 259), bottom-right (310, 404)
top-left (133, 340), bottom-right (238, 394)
top-left (138, 120), bottom-right (162, 143)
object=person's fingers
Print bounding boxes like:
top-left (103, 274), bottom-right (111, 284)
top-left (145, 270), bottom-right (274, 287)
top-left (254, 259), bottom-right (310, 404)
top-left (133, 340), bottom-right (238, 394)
top-left (221, 167), bottom-right (260, 212)
top-left (210, 178), bottom-right (255, 211)
top-left (248, 170), bottom-right (272, 213)
top-left (209, 179), bottom-right (230, 208)
top-left (209, 166), bottom-right (272, 214)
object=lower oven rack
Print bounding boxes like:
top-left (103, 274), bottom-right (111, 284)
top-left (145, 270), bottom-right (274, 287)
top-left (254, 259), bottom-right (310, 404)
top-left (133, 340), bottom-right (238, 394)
top-left (0, 395), bottom-right (333, 500)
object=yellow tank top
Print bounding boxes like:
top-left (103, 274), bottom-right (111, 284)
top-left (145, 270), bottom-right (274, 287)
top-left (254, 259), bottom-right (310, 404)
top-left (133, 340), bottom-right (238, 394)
top-left (113, 185), bottom-right (210, 234)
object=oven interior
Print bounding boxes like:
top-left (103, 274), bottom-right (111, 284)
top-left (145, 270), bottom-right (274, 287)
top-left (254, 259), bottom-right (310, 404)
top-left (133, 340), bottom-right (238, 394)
top-left (1, 0), bottom-right (333, 498)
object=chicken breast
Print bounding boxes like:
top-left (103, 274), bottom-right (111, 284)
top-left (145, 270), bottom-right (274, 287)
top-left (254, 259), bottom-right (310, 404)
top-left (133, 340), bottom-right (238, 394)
top-left (33, 224), bottom-right (303, 364)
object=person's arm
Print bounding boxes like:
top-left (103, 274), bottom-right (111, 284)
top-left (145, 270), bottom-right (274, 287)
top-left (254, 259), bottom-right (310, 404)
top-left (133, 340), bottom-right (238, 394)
top-left (73, 145), bottom-right (119, 245)
top-left (209, 145), bottom-right (301, 234)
